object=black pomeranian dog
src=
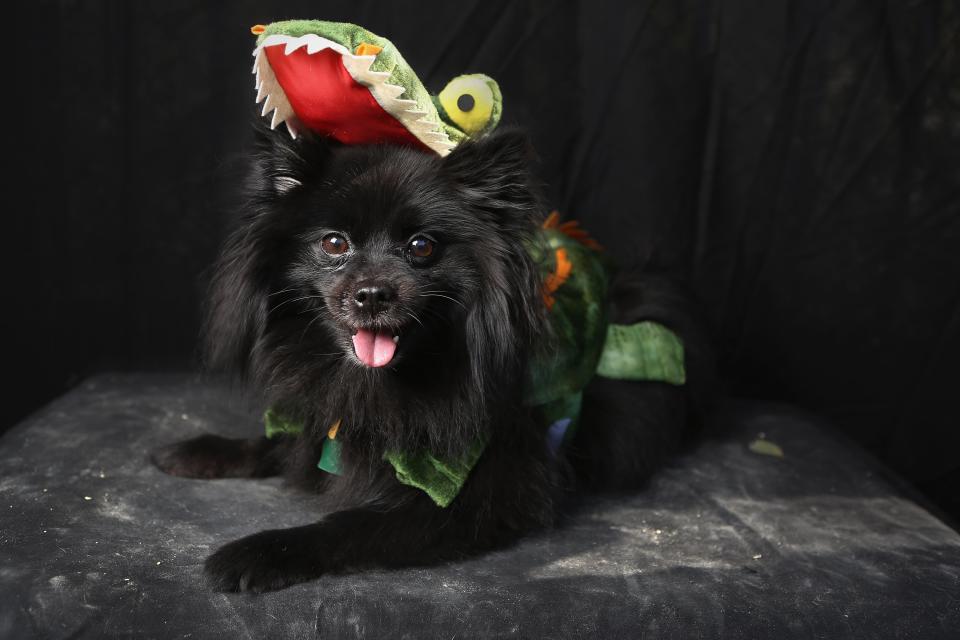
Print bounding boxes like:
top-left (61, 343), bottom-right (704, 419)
top-left (151, 120), bottom-right (711, 592)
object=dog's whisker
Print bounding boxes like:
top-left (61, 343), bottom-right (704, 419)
top-left (415, 305), bottom-right (457, 327)
top-left (402, 310), bottom-right (425, 328)
top-left (268, 286), bottom-right (299, 298)
top-left (269, 294), bottom-right (327, 314)
top-left (298, 312), bottom-right (326, 343)
top-left (418, 292), bottom-right (467, 309)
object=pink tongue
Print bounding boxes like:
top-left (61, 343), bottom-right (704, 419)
top-left (351, 329), bottom-right (397, 367)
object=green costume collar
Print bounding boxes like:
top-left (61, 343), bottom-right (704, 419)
top-left (264, 409), bottom-right (486, 508)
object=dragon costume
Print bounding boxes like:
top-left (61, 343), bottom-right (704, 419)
top-left (252, 20), bottom-right (686, 508)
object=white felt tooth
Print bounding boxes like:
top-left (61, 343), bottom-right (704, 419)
top-left (285, 121), bottom-right (298, 139)
top-left (350, 56), bottom-right (376, 74)
top-left (336, 48), bottom-right (458, 156)
top-left (261, 95), bottom-right (274, 117)
top-left (380, 83), bottom-right (406, 99)
top-left (284, 39), bottom-right (305, 55)
top-left (305, 37), bottom-right (325, 54)
top-left (274, 102), bottom-right (296, 126)
top-left (404, 123), bottom-right (433, 135)
top-left (340, 59), bottom-right (362, 78)
top-left (270, 109), bottom-right (281, 130)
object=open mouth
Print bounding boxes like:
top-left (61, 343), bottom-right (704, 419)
top-left (252, 33), bottom-right (455, 155)
top-left (350, 328), bottom-right (401, 368)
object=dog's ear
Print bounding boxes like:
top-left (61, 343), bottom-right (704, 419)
top-left (441, 128), bottom-right (542, 227)
top-left (249, 119), bottom-right (334, 198)
top-left (443, 129), bottom-right (547, 395)
top-left (202, 210), bottom-right (272, 376)
top-left (203, 121), bottom-right (332, 376)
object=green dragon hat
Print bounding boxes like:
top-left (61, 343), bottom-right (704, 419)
top-left (251, 20), bottom-right (502, 154)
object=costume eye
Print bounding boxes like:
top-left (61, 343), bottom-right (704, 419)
top-left (408, 236), bottom-right (435, 259)
top-left (437, 75), bottom-right (499, 137)
top-left (321, 233), bottom-right (350, 256)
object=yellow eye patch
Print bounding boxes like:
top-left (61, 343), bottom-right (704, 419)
top-left (438, 75), bottom-right (498, 137)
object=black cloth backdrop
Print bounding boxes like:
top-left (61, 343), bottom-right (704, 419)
top-left (10, 1), bottom-right (960, 511)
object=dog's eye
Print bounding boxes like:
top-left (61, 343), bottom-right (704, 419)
top-left (321, 233), bottom-right (350, 256)
top-left (408, 236), bottom-right (435, 259)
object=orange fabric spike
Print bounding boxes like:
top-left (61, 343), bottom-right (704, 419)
top-left (545, 212), bottom-right (603, 251)
top-left (328, 419), bottom-right (342, 440)
top-left (355, 43), bottom-right (383, 56)
top-left (543, 247), bottom-right (573, 309)
top-left (543, 210), bottom-right (561, 230)
top-left (250, 24), bottom-right (266, 35)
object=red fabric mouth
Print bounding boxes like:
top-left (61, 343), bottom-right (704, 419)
top-left (351, 328), bottom-right (398, 367)
top-left (263, 44), bottom-right (431, 151)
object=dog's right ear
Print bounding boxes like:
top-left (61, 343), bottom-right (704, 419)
top-left (202, 207), bottom-right (272, 376)
top-left (203, 121), bottom-right (333, 376)
top-left (248, 119), bottom-right (333, 199)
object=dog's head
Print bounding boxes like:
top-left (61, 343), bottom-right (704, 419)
top-left (205, 123), bottom-right (546, 447)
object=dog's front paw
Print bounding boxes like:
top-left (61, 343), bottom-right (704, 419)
top-left (205, 529), bottom-right (320, 593)
top-left (151, 435), bottom-right (254, 479)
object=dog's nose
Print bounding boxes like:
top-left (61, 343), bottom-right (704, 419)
top-left (353, 284), bottom-right (396, 315)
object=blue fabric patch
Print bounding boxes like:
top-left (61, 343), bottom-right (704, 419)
top-left (547, 418), bottom-right (572, 455)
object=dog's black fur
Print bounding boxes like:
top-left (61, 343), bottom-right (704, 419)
top-left (151, 121), bottom-right (712, 592)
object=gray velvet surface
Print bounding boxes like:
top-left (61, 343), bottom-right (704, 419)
top-left (1, 374), bottom-right (958, 639)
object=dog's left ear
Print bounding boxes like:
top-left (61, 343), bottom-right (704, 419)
top-left (443, 129), bottom-right (546, 392)
top-left (441, 128), bottom-right (541, 225)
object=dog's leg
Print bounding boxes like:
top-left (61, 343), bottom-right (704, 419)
top-left (567, 272), bottom-right (713, 491)
top-left (204, 498), bottom-right (447, 592)
top-left (568, 378), bottom-right (687, 490)
top-left (204, 436), bottom-right (555, 592)
top-left (151, 434), bottom-right (291, 479)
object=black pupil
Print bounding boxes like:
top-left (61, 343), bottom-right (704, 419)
top-left (457, 93), bottom-right (475, 112)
